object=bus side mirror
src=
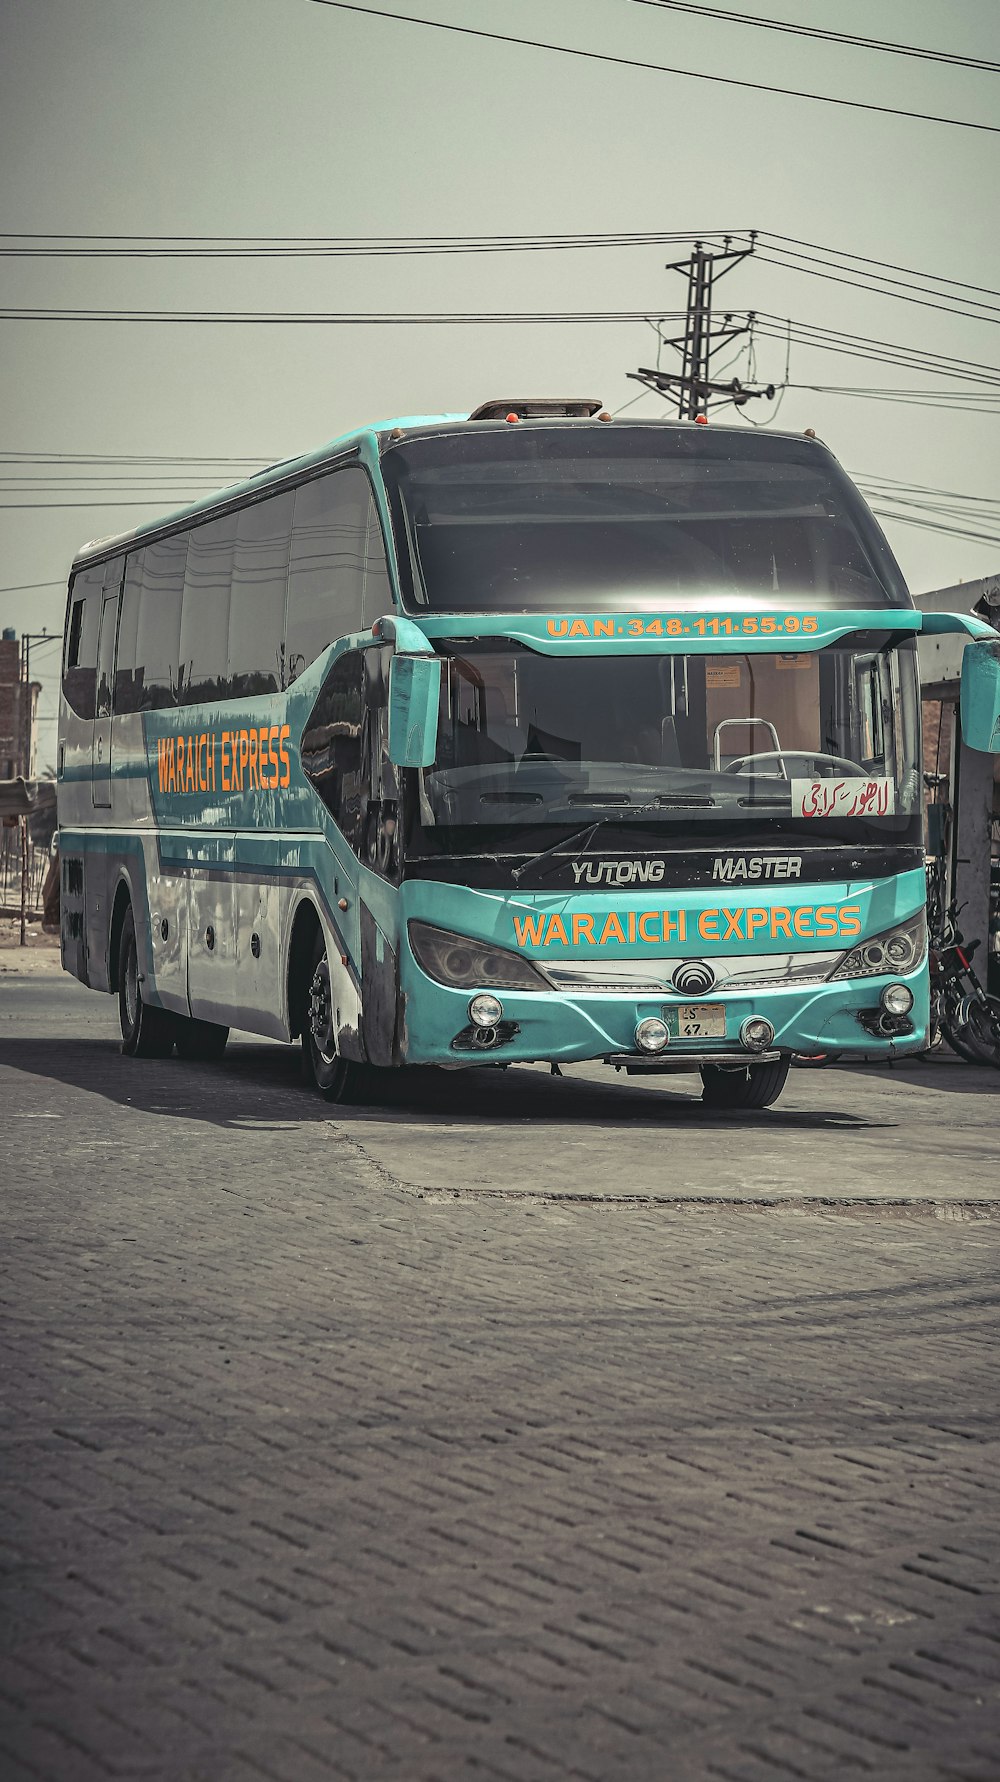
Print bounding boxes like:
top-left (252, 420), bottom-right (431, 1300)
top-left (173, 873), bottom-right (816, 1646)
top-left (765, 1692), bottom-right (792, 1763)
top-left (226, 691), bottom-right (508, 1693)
top-left (387, 654), bottom-right (441, 767)
top-left (960, 639), bottom-right (1000, 753)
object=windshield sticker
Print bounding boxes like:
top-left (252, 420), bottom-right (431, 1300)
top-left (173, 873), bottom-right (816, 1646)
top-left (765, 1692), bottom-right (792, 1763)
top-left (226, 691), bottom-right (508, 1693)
top-left (792, 778), bottom-right (895, 819)
top-left (545, 615), bottom-right (820, 640)
top-left (512, 904), bottom-right (862, 949)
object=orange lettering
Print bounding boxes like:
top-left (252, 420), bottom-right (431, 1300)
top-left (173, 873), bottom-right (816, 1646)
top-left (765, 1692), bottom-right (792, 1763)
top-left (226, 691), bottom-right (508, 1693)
top-left (592, 619), bottom-right (614, 637)
top-left (572, 914), bottom-right (595, 945)
top-left (278, 724), bottom-right (291, 788)
top-left (746, 907), bottom-right (769, 939)
top-left (793, 907), bottom-right (815, 937)
top-left (268, 724), bottom-right (280, 789)
top-left (546, 620), bottom-right (569, 637)
top-left (248, 729), bottom-right (260, 790)
top-left (722, 908), bottom-right (744, 941)
top-left (770, 907), bottom-right (793, 938)
top-left (545, 915), bottom-right (569, 945)
top-left (513, 912), bottom-right (546, 946)
top-left (568, 620), bottom-right (590, 637)
top-left (698, 909), bottom-right (720, 941)
top-left (221, 732), bottom-right (231, 792)
top-left (838, 904), bottom-right (862, 938)
top-left (662, 910), bottom-right (684, 943)
top-left (814, 905), bottom-right (839, 937)
top-left (599, 913), bottom-right (627, 945)
top-left (638, 912), bottom-right (660, 943)
top-left (238, 730), bottom-right (249, 790)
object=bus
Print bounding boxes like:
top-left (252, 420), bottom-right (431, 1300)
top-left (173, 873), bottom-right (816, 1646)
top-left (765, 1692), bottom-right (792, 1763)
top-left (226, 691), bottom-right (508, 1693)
top-left (58, 401), bottom-right (1000, 1109)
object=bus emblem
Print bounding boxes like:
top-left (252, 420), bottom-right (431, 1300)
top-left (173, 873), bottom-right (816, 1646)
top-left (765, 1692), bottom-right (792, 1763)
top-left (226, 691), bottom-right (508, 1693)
top-left (671, 960), bottom-right (716, 995)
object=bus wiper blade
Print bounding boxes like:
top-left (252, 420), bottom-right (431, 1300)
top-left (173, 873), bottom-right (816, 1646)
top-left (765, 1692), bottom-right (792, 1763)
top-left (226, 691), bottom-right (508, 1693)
top-left (512, 820), bottom-right (603, 885)
top-left (512, 807), bottom-right (666, 884)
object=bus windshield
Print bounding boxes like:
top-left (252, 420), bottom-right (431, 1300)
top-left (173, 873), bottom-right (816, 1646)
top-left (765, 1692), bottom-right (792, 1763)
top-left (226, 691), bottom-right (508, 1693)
top-left (413, 634), bottom-right (922, 855)
top-left (382, 426), bottom-right (909, 614)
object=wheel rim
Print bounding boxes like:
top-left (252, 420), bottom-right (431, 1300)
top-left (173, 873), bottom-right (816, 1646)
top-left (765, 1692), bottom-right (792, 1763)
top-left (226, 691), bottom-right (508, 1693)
top-left (308, 958), bottom-right (336, 1066)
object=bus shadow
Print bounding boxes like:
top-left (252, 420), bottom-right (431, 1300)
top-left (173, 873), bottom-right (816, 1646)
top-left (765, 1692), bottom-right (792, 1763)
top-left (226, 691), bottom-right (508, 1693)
top-left (0, 1035), bottom-right (887, 1133)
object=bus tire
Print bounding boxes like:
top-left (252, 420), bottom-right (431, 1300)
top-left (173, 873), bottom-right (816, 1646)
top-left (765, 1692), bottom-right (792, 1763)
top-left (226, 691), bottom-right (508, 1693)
top-left (118, 903), bottom-right (177, 1058)
top-left (700, 1057), bottom-right (789, 1110)
top-left (175, 1017), bottom-right (230, 1061)
top-left (302, 931), bottom-right (363, 1102)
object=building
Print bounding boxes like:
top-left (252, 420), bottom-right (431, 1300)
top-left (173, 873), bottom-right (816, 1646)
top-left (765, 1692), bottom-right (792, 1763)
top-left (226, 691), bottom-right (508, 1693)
top-left (0, 627), bottom-right (42, 780)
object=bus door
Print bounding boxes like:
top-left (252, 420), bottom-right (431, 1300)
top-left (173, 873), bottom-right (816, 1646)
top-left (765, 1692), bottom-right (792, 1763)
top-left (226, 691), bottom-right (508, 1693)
top-left (91, 558), bottom-right (124, 808)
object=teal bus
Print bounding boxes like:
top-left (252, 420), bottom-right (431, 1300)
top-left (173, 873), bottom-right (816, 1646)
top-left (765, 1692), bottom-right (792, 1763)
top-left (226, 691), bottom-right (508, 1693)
top-left (58, 399), bottom-right (1000, 1109)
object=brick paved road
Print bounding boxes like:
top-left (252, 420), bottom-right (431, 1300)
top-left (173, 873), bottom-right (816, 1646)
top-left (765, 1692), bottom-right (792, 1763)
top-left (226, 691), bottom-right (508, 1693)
top-left (2, 972), bottom-right (999, 1780)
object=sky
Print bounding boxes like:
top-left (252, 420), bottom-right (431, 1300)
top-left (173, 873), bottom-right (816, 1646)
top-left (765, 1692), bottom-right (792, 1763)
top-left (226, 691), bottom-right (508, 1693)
top-left (1, 0), bottom-right (998, 771)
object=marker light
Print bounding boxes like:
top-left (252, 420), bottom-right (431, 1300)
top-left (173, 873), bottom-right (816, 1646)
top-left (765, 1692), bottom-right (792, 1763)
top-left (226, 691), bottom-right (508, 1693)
top-left (635, 1017), bottom-right (669, 1054)
top-left (740, 1016), bottom-right (775, 1052)
top-left (695, 414), bottom-right (708, 425)
top-left (469, 994), bottom-right (503, 1028)
top-left (506, 412), bottom-right (520, 423)
top-left (881, 983), bottom-right (914, 1017)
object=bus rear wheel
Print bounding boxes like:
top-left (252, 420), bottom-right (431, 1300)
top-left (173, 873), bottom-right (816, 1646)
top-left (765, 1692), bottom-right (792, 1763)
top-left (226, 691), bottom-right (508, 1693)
top-left (700, 1057), bottom-right (789, 1110)
top-left (302, 932), bottom-right (363, 1102)
top-left (118, 904), bottom-right (177, 1058)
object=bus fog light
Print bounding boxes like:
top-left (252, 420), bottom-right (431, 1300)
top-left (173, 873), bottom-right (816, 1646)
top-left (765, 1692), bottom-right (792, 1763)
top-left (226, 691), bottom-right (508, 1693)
top-left (740, 1016), bottom-right (775, 1051)
top-left (635, 1017), bottom-right (669, 1054)
top-left (469, 994), bottom-right (503, 1027)
top-left (881, 983), bottom-right (913, 1017)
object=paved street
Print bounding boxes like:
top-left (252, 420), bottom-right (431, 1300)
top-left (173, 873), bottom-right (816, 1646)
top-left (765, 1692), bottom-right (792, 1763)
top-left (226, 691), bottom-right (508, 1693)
top-left (2, 962), bottom-right (1000, 1781)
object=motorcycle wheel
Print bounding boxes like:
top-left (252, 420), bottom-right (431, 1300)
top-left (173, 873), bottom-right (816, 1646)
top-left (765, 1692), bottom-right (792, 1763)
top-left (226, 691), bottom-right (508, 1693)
top-left (943, 993), bottom-right (1000, 1067)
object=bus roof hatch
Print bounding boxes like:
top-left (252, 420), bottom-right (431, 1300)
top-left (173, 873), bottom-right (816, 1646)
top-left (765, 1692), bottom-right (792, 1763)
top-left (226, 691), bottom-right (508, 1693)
top-left (468, 398), bottom-right (605, 420)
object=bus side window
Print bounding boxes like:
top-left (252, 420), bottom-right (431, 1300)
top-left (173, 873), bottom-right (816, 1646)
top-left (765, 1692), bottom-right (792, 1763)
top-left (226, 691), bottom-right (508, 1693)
top-left (300, 649), bottom-right (365, 849)
top-left (135, 533), bottom-right (188, 708)
top-left (62, 567), bottom-right (103, 720)
top-left (285, 468), bottom-right (371, 683)
top-left (95, 560), bottom-right (125, 719)
top-left (114, 555), bottom-right (143, 714)
top-left (229, 491), bottom-right (293, 697)
top-left (179, 513), bottom-right (236, 704)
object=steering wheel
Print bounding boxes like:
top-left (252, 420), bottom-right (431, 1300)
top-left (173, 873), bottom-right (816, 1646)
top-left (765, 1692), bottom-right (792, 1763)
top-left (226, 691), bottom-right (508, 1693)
top-left (723, 750), bottom-right (868, 777)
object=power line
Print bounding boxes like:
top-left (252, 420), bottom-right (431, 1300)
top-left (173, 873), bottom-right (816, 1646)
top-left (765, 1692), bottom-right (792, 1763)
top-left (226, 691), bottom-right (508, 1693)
top-left (762, 232), bottom-right (1000, 302)
top-left (0, 306), bottom-right (688, 324)
top-left (751, 248), bottom-right (1000, 328)
top-left (303, 2), bottom-right (1000, 133)
top-left (1, 226), bottom-right (997, 300)
top-left (623, 1), bottom-right (1000, 73)
top-left (0, 228), bottom-right (704, 260)
top-left (0, 578), bottom-right (66, 594)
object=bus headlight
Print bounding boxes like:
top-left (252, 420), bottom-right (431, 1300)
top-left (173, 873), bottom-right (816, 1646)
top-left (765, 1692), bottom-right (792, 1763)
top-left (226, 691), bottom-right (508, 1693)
top-left (827, 911), bottom-right (926, 982)
top-left (408, 920), bottom-right (550, 991)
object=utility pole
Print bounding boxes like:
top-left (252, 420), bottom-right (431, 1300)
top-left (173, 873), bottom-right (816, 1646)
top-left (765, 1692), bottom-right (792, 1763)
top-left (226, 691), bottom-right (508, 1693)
top-left (629, 233), bottom-right (774, 418)
top-left (17, 630), bottom-right (47, 948)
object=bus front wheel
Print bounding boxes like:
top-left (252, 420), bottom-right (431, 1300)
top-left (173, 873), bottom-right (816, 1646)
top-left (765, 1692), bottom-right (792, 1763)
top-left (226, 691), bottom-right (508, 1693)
top-left (118, 904), bottom-right (177, 1058)
top-left (700, 1057), bottom-right (789, 1110)
top-left (302, 933), bottom-right (362, 1102)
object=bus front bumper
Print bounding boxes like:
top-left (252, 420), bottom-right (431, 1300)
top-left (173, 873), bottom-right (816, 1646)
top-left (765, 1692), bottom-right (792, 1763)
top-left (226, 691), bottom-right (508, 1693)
top-left (399, 963), bottom-right (930, 1069)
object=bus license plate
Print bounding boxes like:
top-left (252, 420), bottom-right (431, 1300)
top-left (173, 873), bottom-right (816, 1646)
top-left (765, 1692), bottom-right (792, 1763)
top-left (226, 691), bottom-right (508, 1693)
top-left (664, 1003), bottom-right (726, 1040)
